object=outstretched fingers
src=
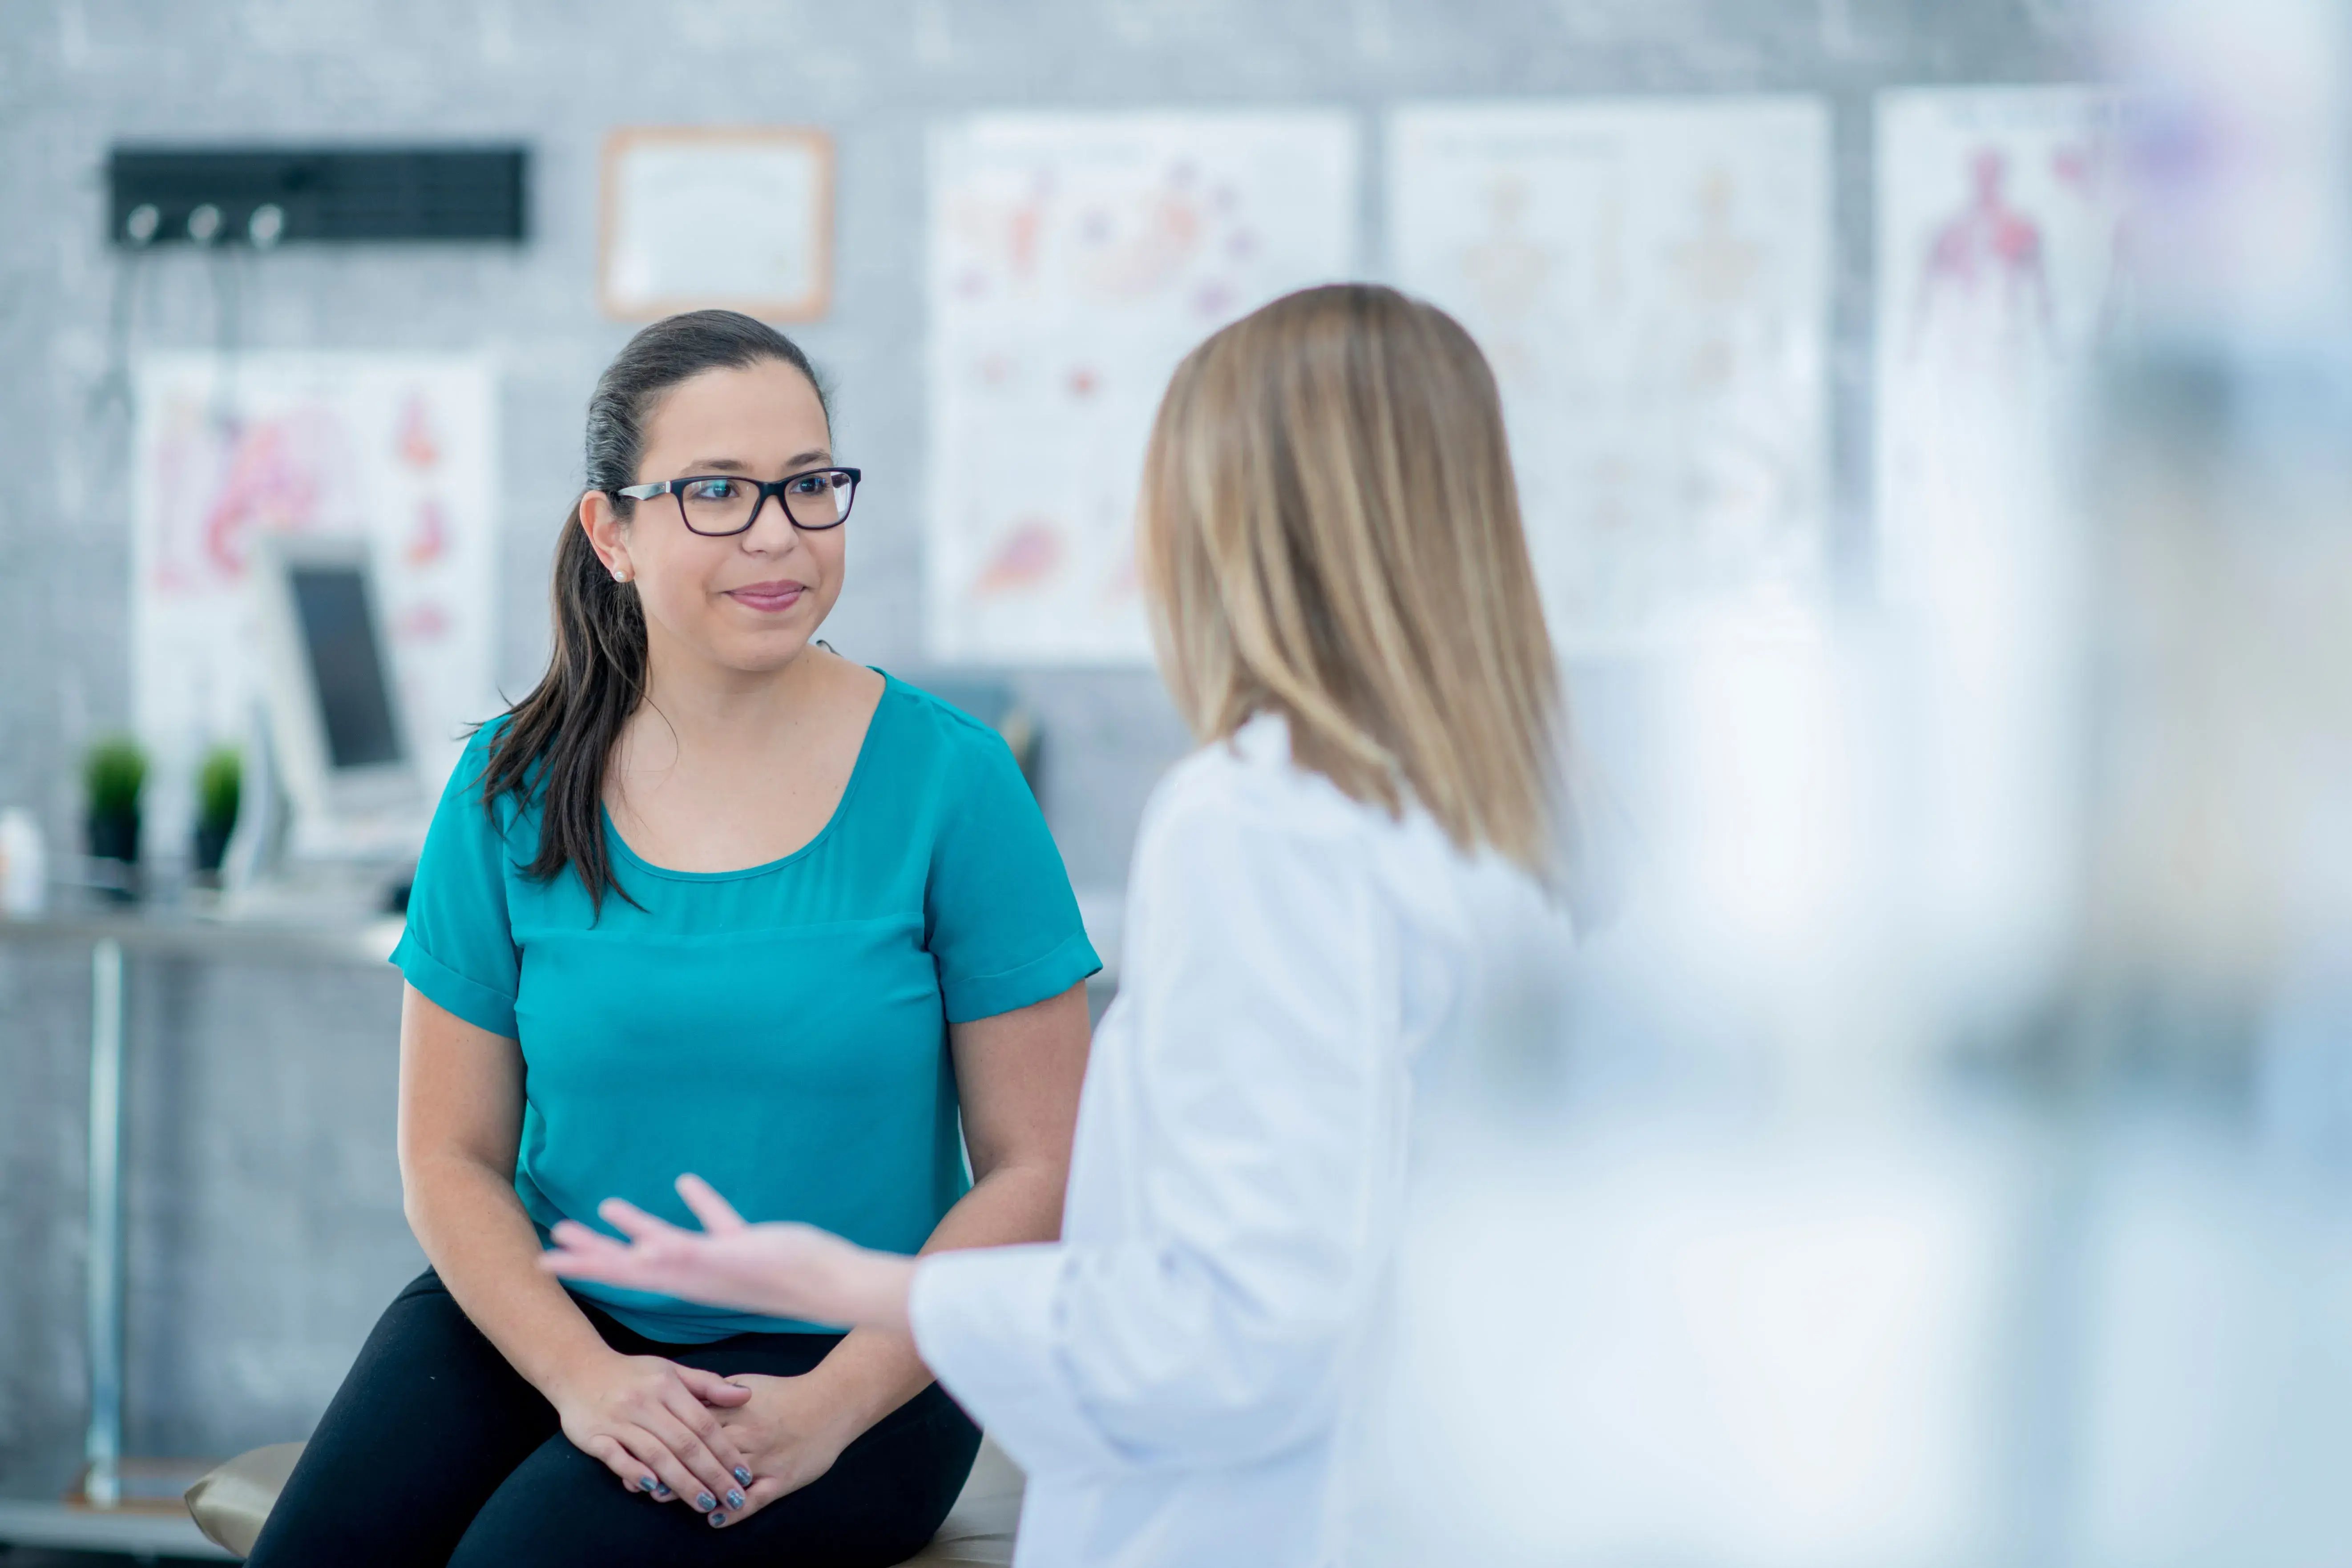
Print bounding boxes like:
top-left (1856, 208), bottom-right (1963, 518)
top-left (675, 1173), bottom-right (749, 1233)
top-left (597, 1196), bottom-right (686, 1243)
top-left (539, 1183), bottom-right (828, 1318)
top-left (546, 1218), bottom-right (626, 1257)
top-left (540, 1201), bottom-right (702, 1292)
top-left (539, 1220), bottom-right (650, 1290)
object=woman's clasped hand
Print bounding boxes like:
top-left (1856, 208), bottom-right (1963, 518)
top-left (694, 1366), bottom-right (869, 1524)
top-left (544, 1347), bottom-right (754, 1517)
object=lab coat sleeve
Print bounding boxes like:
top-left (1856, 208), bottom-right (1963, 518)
top-left (909, 785), bottom-right (1395, 1479)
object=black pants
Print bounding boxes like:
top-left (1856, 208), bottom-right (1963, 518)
top-left (244, 1270), bottom-right (980, 1568)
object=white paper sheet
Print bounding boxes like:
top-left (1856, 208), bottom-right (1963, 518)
top-left (926, 111), bottom-right (1360, 664)
top-left (131, 353), bottom-right (499, 847)
top-left (1389, 98), bottom-right (1833, 654)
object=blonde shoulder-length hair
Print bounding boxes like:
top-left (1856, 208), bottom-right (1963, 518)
top-left (1138, 282), bottom-right (1570, 884)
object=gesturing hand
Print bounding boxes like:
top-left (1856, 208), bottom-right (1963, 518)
top-left (540, 1174), bottom-right (917, 1334)
top-left (548, 1350), bottom-right (758, 1521)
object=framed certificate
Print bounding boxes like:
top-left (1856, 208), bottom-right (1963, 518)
top-left (600, 127), bottom-right (834, 321)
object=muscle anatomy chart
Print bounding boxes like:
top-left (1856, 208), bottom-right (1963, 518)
top-left (1876, 87), bottom-right (2132, 602)
top-left (1389, 99), bottom-right (1832, 652)
top-left (927, 112), bottom-right (1358, 663)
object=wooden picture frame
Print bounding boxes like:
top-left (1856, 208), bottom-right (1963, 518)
top-left (599, 126), bottom-right (835, 322)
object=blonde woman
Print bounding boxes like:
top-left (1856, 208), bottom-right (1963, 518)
top-left (544, 284), bottom-right (1578, 1566)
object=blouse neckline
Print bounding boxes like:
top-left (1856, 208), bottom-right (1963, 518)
top-left (597, 671), bottom-right (895, 883)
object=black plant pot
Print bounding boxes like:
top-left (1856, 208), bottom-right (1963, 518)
top-left (88, 809), bottom-right (140, 900)
top-left (89, 809), bottom-right (139, 863)
top-left (193, 818), bottom-right (233, 877)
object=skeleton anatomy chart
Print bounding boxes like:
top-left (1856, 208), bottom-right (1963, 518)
top-left (132, 354), bottom-right (499, 843)
top-left (1876, 87), bottom-right (2132, 602)
top-left (928, 112), bottom-right (1358, 663)
top-left (1390, 98), bottom-right (1832, 652)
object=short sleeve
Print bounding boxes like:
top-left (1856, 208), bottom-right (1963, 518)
top-left (391, 728), bottom-right (523, 1038)
top-left (924, 725), bottom-right (1101, 1023)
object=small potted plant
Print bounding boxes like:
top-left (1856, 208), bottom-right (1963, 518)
top-left (193, 744), bottom-right (241, 885)
top-left (84, 736), bottom-right (147, 895)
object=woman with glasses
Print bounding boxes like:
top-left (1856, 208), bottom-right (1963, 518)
top-left (247, 310), bottom-right (1099, 1568)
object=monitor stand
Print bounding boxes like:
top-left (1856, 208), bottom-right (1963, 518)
top-left (219, 704), bottom-right (419, 922)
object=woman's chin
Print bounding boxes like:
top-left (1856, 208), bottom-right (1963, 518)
top-left (652, 623), bottom-right (826, 680)
top-left (722, 632), bottom-right (820, 674)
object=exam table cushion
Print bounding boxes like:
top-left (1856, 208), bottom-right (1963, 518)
top-left (184, 1434), bottom-right (1024, 1564)
top-left (182, 1442), bottom-right (302, 1557)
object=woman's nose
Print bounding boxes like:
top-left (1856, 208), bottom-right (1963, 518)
top-left (739, 494), bottom-right (805, 555)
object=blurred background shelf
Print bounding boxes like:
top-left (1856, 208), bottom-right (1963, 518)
top-left (0, 1500), bottom-right (231, 1561)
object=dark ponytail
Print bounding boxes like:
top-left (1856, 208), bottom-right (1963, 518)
top-left (476, 310), bottom-right (829, 913)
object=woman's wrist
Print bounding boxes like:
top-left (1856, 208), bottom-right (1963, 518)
top-left (530, 1337), bottom-right (623, 1408)
top-left (794, 1370), bottom-right (894, 1452)
top-left (796, 1310), bottom-right (932, 1443)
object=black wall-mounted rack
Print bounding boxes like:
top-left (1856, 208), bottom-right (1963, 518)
top-left (107, 146), bottom-right (529, 248)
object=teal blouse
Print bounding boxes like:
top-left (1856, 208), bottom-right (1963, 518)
top-left (390, 673), bottom-right (1101, 1342)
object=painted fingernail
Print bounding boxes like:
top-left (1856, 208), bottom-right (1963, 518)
top-left (653, 1483), bottom-right (672, 1499)
top-left (696, 1491), bottom-right (716, 1512)
top-left (710, 1512), bottom-right (729, 1528)
top-left (726, 1488), bottom-right (745, 1509)
top-left (637, 1475), bottom-right (658, 1492)
top-left (732, 1466), bottom-right (752, 1487)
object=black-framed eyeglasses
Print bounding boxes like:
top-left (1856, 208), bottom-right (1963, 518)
top-left (617, 468), bottom-right (860, 536)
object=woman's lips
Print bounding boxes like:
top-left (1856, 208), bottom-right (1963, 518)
top-left (727, 581), bottom-right (807, 613)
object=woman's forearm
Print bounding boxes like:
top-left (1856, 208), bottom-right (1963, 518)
top-left (928, 1156), bottom-right (1069, 1254)
top-left (797, 1157), bottom-right (1069, 1432)
top-left (405, 1153), bottom-right (615, 1399)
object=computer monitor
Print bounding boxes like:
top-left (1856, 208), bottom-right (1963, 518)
top-left (247, 532), bottom-right (422, 859)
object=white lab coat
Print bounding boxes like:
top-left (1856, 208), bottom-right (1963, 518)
top-left (908, 712), bottom-right (1573, 1568)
